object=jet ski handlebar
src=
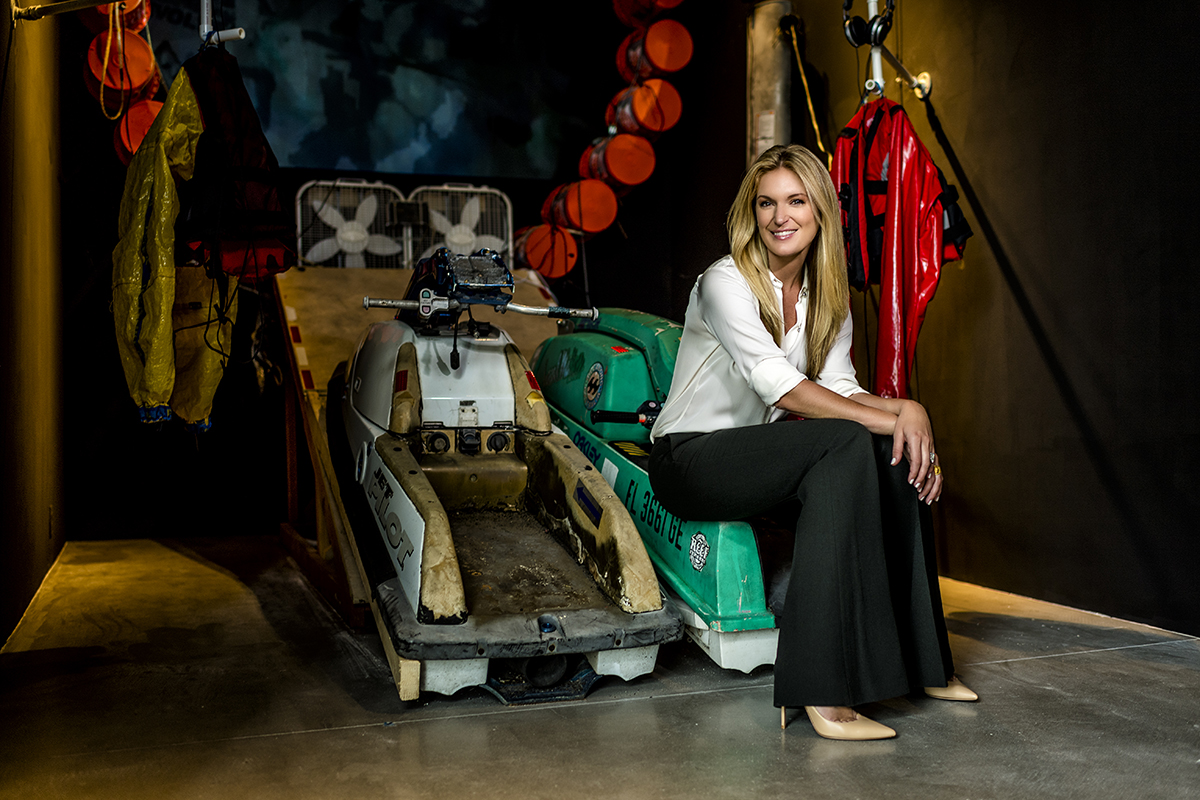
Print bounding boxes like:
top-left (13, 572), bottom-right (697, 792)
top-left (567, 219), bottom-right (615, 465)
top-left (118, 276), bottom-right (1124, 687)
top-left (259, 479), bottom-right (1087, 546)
top-left (363, 296), bottom-right (598, 321)
top-left (506, 302), bottom-right (599, 320)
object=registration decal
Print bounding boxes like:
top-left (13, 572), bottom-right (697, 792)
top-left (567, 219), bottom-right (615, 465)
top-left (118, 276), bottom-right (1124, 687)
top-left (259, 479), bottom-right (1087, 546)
top-left (689, 532), bottom-right (710, 571)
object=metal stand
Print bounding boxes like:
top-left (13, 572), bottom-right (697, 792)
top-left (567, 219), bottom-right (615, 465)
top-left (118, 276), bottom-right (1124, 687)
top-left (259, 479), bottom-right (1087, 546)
top-left (860, 0), bottom-right (931, 101)
top-left (198, 0), bottom-right (244, 45)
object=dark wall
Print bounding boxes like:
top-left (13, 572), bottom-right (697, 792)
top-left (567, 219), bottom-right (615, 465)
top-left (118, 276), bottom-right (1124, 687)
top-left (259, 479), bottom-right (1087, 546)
top-left (575, 0), bottom-right (1200, 634)
top-left (1, 13), bottom-right (65, 642)
top-left (787, 0), bottom-right (1200, 633)
top-left (559, 0), bottom-right (749, 321)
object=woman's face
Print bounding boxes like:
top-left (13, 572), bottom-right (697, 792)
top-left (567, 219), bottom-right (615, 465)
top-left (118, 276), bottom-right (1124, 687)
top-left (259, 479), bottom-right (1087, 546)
top-left (755, 167), bottom-right (818, 272)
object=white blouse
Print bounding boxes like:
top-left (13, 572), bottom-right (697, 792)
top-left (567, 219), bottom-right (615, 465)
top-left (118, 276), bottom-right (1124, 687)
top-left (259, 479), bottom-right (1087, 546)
top-left (650, 256), bottom-right (865, 441)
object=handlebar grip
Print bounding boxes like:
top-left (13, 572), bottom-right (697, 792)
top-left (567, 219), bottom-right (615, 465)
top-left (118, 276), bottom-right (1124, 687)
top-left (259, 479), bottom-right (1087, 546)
top-left (505, 302), bottom-right (599, 320)
top-left (363, 297), bottom-right (419, 310)
top-left (548, 306), bottom-right (599, 320)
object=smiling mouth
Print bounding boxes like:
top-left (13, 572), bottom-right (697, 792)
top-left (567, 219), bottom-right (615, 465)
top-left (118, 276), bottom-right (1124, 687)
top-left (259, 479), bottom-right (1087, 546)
top-left (770, 229), bottom-right (797, 240)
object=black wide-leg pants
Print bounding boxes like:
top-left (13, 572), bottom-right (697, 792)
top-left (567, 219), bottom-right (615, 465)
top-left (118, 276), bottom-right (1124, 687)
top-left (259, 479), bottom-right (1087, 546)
top-left (649, 419), bottom-right (954, 708)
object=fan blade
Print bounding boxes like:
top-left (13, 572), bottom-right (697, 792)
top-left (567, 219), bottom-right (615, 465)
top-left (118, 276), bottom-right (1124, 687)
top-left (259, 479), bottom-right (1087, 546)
top-left (475, 234), bottom-right (507, 254)
top-left (428, 208), bottom-right (453, 235)
top-left (312, 198), bottom-right (346, 230)
top-left (355, 194), bottom-right (378, 226)
top-left (345, 252), bottom-right (366, 269)
top-left (459, 196), bottom-right (481, 229)
top-left (366, 234), bottom-right (402, 256)
top-left (305, 237), bottom-right (342, 264)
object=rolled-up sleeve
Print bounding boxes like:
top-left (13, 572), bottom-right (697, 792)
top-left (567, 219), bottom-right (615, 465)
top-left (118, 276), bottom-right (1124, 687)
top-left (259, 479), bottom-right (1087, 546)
top-left (696, 267), bottom-right (806, 406)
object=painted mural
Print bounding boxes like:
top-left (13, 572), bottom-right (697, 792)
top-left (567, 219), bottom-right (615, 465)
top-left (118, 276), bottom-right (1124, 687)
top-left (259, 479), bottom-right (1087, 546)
top-left (146, 0), bottom-right (582, 177)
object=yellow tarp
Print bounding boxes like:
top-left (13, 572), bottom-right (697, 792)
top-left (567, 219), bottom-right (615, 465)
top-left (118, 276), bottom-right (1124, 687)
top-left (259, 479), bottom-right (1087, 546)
top-left (111, 69), bottom-right (237, 426)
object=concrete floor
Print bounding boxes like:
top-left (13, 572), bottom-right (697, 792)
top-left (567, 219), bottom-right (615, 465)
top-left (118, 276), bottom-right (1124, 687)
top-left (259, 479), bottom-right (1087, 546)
top-left (2, 537), bottom-right (1198, 800)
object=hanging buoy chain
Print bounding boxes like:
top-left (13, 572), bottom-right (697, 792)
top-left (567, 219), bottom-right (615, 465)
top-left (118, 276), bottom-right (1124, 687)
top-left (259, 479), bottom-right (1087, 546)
top-left (520, 7), bottom-right (689, 275)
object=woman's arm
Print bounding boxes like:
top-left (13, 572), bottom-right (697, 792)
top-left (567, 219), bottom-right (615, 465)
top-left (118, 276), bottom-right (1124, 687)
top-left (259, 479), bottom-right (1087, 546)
top-left (850, 393), bottom-right (942, 503)
top-left (774, 380), bottom-right (897, 435)
top-left (776, 384), bottom-right (942, 504)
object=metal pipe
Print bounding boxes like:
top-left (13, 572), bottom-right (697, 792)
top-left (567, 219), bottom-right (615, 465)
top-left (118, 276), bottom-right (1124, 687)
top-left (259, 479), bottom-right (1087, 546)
top-left (853, 1), bottom-right (932, 103)
top-left (199, 0), bottom-right (245, 44)
top-left (866, 0), bottom-right (885, 95)
top-left (14, 0), bottom-right (113, 21)
top-left (879, 44), bottom-right (931, 99)
top-left (746, 0), bottom-right (792, 166)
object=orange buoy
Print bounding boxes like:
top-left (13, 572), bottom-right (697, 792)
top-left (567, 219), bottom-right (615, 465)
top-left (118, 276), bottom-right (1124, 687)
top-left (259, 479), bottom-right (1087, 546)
top-left (85, 29), bottom-right (161, 115)
top-left (605, 78), bottom-right (683, 137)
top-left (515, 224), bottom-right (579, 279)
top-left (613, 0), bottom-right (685, 28)
top-left (99, 0), bottom-right (150, 32)
top-left (616, 19), bottom-right (693, 83)
top-left (579, 133), bottom-right (656, 192)
top-left (113, 99), bottom-right (164, 165)
top-left (79, 0), bottom-right (149, 33)
top-left (541, 180), bottom-right (619, 234)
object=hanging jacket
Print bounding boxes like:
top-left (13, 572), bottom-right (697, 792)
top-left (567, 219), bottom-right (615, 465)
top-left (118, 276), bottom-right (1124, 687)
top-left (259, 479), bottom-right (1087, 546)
top-left (831, 98), bottom-right (972, 399)
top-left (174, 48), bottom-right (293, 283)
top-left (112, 63), bottom-right (207, 422)
top-left (112, 48), bottom-right (287, 426)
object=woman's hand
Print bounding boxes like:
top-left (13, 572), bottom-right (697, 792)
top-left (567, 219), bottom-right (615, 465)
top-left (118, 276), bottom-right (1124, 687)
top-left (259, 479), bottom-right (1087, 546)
top-left (892, 400), bottom-right (942, 503)
top-left (785, 388), bottom-right (944, 503)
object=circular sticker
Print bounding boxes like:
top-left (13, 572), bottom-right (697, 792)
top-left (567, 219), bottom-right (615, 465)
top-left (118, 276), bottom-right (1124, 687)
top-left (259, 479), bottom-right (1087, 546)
top-left (583, 362), bottom-right (604, 410)
top-left (689, 532), bottom-right (709, 571)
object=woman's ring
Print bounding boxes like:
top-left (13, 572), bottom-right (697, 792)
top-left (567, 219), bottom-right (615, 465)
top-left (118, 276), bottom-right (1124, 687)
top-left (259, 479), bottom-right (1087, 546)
top-left (933, 464), bottom-right (942, 476)
top-left (929, 452), bottom-right (937, 464)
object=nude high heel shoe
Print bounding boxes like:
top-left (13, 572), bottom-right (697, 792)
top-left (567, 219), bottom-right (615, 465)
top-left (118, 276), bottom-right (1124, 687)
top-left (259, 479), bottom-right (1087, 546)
top-left (780, 706), bottom-right (896, 740)
top-left (924, 676), bottom-right (978, 702)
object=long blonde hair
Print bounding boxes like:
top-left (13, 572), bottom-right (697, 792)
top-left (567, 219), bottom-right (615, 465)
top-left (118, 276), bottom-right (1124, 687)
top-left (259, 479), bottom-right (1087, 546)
top-left (726, 144), bottom-right (849, 379)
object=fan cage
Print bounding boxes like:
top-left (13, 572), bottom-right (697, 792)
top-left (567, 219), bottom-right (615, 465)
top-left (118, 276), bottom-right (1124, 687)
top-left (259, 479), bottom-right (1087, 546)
top-left (296, 179), bottom-right (407, 269)
top-left (408, 184), bottom-right (514, 268)
top-left (295, 180), bottom-right (514, 270)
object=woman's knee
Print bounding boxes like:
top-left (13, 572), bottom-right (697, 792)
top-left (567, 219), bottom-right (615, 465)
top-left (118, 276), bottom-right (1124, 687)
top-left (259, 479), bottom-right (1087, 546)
top-left (820, 419), bottom-right (874, 458)
top-left (794, 420), bottom-right (876, 495)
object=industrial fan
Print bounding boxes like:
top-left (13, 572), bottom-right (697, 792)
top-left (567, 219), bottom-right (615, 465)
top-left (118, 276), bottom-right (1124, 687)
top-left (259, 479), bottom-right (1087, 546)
top-left (296, 180), bottom-right (405, 268)
top-left (409, 184), bottom-right (513, 264)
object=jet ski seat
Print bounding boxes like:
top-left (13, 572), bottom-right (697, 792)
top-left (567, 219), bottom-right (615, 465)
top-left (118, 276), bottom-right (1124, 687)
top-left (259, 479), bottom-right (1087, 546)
top-left (386, 339), bottom-right (551, 438)
top-left (383, 338), bottom-right (555, 512)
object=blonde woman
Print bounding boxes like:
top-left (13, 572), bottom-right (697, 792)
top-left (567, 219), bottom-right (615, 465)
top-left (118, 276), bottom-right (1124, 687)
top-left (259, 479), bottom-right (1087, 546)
top-left (649, 144), bottom-right (975, 741)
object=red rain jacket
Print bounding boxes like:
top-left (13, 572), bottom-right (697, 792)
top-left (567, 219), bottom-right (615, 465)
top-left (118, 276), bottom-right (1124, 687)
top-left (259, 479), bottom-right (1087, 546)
top-left (831, 98), bottom-right (970, 398)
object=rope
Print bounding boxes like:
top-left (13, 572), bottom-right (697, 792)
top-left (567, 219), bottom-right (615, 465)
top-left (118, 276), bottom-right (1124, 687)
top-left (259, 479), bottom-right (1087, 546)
top-left (98, 4), bottom-right (128, 121)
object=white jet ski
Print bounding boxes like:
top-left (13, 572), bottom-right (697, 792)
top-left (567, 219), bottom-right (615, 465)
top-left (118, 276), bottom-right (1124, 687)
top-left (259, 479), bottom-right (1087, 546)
top-left (326, 248), bottom-right (682, 702)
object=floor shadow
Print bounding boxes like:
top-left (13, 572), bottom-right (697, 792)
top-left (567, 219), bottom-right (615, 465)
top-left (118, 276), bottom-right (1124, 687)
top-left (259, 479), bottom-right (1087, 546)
top-left (945, 609), bottom-right (1195, 666)
top-left (159, 536), bottom-right (406, 716)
